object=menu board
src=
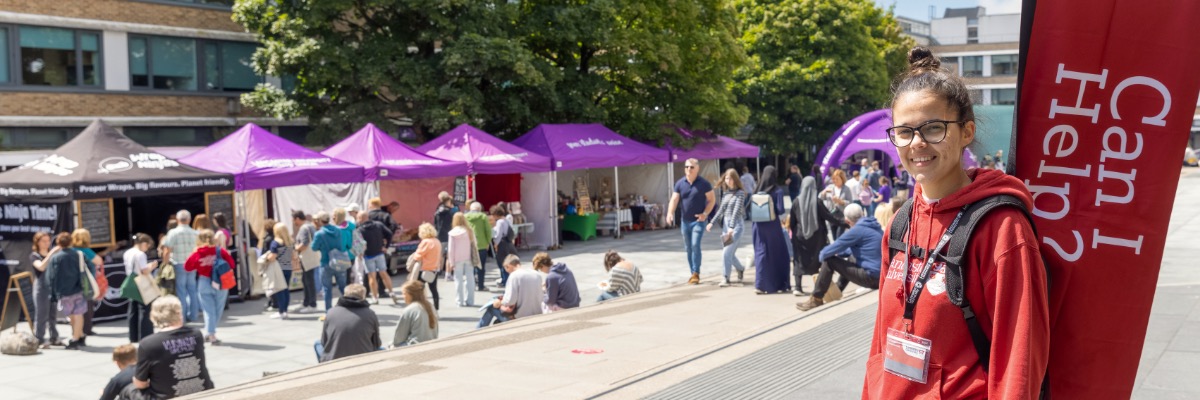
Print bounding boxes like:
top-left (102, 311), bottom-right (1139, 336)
top-left (205, 191), bottom-right (236, 233)
top-left (454, 176), bottom-right (468, 203)
top-left (76, 199), bottom-right (115, 247)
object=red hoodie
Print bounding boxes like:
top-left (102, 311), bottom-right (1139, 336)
top-left (863, 168), bottom-right (1049, 399)
top-left (184, 246), bottom-right (235, 279)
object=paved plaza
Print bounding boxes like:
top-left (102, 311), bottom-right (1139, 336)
top-left (3, 170), bottom-right (1200, 399)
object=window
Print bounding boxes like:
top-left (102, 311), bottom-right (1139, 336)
top-left (0, 127), bottom-right (80, 150)
top-left (991, 54), bottom-right (1018, 76)
top-left (968, 89), bottom-right (983, 104)
top-left (0, 28), bottom-right (9, 83)
top-left (961, 56), bottom-right (983, 77)
top-left (14, 26), bottom-right (101, 87)
top-left (991, 88), bottom-right (1017, 105)
top-left (130, 35), bottom-right (261, 92)
top-left (124, 127), bottom-right (227, 146)
top-left (277, 126), bottom-right (311, 144)
top-left (941, 56), bottom-right (959, 76)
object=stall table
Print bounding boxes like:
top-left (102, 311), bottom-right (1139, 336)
top-left (561, 213), bottom-right (599, 241)
top-left (597, 209), bottom-right (633, 237)
top-left (513, 223), bottom-right (535, 249)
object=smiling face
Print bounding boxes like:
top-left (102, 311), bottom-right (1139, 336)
top-left (892, 90), bottom-right (975, 197)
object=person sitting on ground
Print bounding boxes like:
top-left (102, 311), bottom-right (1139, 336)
top-left (100, 344), bottom-right (137, 400)
top-left (597, 250), bottom-right (643, 302)
top-left (392, 280), bottom-right (439, 347)
top-left (537, 252), bottom-right (580, 312)
top-left (127, 295), bottom-right (214, 399)
top-left (796, 203), bottom-right (883, 311)
top-left (477, 255), bottom-right (543, 327)
top-left (316, 283), bottom-right (381, 362)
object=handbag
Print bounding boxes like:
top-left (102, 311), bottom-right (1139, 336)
top-left (749, 192), bottom-right (776, 222)
top-left (328, 249), bottom-right (353, 272)
top-left (119, 272), bottom-right (142, 303)
top-left (212, 248), bottom-right (237, 290)
top-left (78, 251), bottom-right (102, 301)
top-left (721, 230), bottom-right (734, 247)
top-left (135, 273), bottom-right (160, 304)
top-left (260, 259), bottom-right (286, 296)
top-left (299, 248), bottom-right (320, 272)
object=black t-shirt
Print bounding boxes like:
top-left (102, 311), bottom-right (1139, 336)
top-left (100, 366), bottom-right (135, 400)
top-left (787, 173), bottom-right (802, 198)
top-left (135, 327), bottom-right (214, 399)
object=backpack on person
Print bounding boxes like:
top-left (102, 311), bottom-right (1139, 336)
top-left (211, 248), bottom-right (237, 290)
top-left (887, 194), bottom-right (1051, 397)
top-left (749, 192), bottom-right (776, 222)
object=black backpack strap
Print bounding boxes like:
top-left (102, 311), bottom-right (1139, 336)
top-left (939, 194), bottom-right (1035, 373)
top-left (887, 198), bottom-right (916, 260)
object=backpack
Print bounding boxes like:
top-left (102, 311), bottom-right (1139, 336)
top-left (748, 192), bottom-right (776, 222)
top-left (211, 248), bottom-right (237, 290)
top-left (887, 194), bottom-right (1051, 397)
top-left (328, 232), bottom-right (354, 272)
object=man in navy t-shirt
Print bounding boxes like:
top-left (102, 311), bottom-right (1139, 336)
top-left (667, 158), bottom-right (715, 285)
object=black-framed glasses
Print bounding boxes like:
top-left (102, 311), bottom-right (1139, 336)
top-left (885, 120), bottom-right (964, 147)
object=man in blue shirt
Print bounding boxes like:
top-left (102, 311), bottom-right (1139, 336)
top-left (667, 158), bottom-right (715, 285)
top-left (797, 203), bottom-right (882, 311)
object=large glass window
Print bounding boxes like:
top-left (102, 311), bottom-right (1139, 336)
top-left (0, 127), bottom-right (81, 150)
top-left (131, 35), bottom-right (260, 92)
top-left (991, 88), bottom-right (1017, 105)
top-left (940, 56), bottom-right (959, 76)
top-left (991, 54), bottom-right (1018, 76)
top-left (0, 28), bottom-right (9, 83)
top-left (962, 56), bottom-right (983, 77)
top-left (17, 26), bottom-right (101, 87)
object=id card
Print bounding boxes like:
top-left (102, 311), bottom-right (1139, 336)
top-left (884, 327), bottom-right (932, 383)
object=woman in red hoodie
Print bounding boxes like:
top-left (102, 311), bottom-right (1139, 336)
top-left (863, 47), bottom-right (1049, 399)
top-left (186, 229), bottom-right (236, 345)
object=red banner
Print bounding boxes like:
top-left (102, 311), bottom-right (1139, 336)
top-left (1014, 0), bottom-right (1200, 398)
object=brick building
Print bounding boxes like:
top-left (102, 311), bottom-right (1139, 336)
top-left (0, 0), bottom-right (305, 166)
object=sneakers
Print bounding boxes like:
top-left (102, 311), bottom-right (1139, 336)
top-left (687, 273), bottom-right (700, 285)
top-left (369, 296), bottom-right (379, 305)
top-left (295, 306), bottom-right (315, 314)
top-left (736, 269), bottom-right (744, 283)
top-left (65, 339), bottom-right (84, 350)
top-left (796, 297), bottom-right (825, 312)
top-left (719, 278), bottom-right (731, 288)
top-left (269, 312), bottom-right (288, 319)
top-left (793, 288), bottom-right (808, 296)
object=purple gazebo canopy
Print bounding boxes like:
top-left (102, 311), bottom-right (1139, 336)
top-left (668, 128), bottom-right (760, 161)
top-left (179, 123), bottom-right (365, 191)
top-left (417, 124), bottom-right (551, 175)
top-left (816, 109), bottom-right (976, 177)
top-left (513, 123), bottom-right (670, 171)
top-left (322, 123), bottom-right (468, 181)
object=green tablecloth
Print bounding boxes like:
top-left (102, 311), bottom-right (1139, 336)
top-left (561, 213), bottom-right (599, 241)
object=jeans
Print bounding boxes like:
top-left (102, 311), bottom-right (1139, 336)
top-left (721, 224), bottom-right (746, 279)
top-left (476, 302), bottom-right (510, 328)
top-left (813, 257), bottom-right (881, 298)
top-left (301, 267), bottom-right (317, 308)
top-left (597, 291), bottom-right (620, 302)
top-left (322, 265), bottom-right (348, 312)
top-left (174, 263), bottom-right (200, 322)
top-left (197, 276), bottom-right (228, 336)
top-left (476, 249), bottom-right (489, 290)
top-left (452, 260), bottom-right (475, 306)
top-left (274, 270), bottom-right (292, 315)
top-left (128, 301), bottom-right (153, 342)
top-left (493, 247), bottom-right (510, 286)
top-left (33, 278), bottom-right (59, 343)
top-left (680, 220), bottom-right (706, 274)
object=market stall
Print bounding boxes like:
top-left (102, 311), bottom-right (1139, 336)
top-left (513, 123), bottom-right (670, 239)
top-left (180, 123), bottom-right (365, 297)
top-left (0, 120), bottom-right (234, 322)
top-left (416, 124), bottom-right (554, 248)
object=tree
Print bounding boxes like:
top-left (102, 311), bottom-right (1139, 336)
top-left (733, 0), bottom-right (912, 155)
top-left (233, 0), bottom-right (748, 144)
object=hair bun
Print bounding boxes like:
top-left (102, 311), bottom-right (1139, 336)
top-left (907, 46), bottom-right (940, 73)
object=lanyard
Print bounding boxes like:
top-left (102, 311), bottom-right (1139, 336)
top-left (901, 204), bottom-right (969, 333)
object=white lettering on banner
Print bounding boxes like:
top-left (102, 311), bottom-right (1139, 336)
top-left (564, 138), bottom-right (625, 150)
top-left (21, 155), bottom-right (79, 176)
top-left (821, 120), bottom-right (859, 169)
top-left (1026, 63), bottom-right (1171, 261)
top-left (76, 178), bottom-right (230, 195)
top-left (2, 204), bottom-right (59, 223)
top-left (0, 187), bottom-right (71, 197)
top-left (381, 159), bottom-right (445, 166)
top-left (250, 158), bottom-right (332, 168)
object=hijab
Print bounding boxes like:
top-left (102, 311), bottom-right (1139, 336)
top-left (794, 176), bottom-right (820, 239)
top-left (756, 166), bottom-right (778, 194)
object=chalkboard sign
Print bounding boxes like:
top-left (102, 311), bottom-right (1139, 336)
top-left (1, 272), bottom-right (33, 331)
top-left (205, 191), bottom-right (236, 233)
top-left (454, 176), bottom-right (467, 204)
top-left (77, 199), bottom-right (115, 247)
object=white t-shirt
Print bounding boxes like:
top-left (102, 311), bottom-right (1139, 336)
top-left (123, 247), bottom-right (149, 276)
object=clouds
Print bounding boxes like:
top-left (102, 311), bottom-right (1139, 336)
top-left (979, 0), bottom-right (1022, 14)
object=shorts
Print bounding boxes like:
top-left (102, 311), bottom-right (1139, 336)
top-left (363, 254), bottom-right (388, 273)
top-left (58, 293), bottom-right (88, 316)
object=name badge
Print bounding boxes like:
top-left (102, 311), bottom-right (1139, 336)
top-left (884, 327), bottom-right (932, 383)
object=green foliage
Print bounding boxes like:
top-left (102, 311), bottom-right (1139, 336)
top-left (233, 0), bottom-right (748, 145)
top-left (733, 0), bottom-right (912, 155)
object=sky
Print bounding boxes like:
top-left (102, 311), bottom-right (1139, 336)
top-left (874, 0), bottom-right (1022, 21)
